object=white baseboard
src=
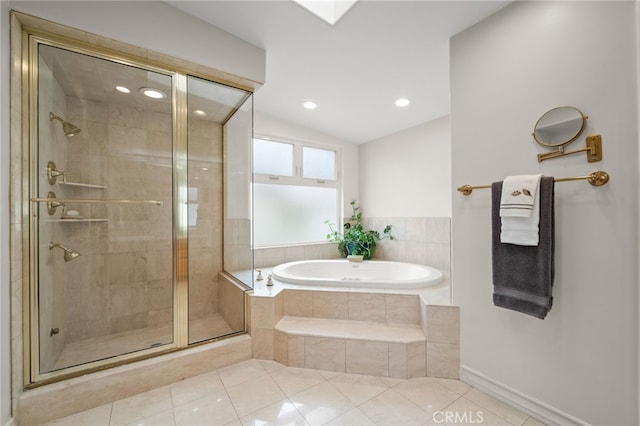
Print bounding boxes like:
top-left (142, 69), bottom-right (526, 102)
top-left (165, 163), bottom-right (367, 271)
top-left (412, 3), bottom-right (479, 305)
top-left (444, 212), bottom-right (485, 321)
top-left (460, 366), bottom-right (591, 426)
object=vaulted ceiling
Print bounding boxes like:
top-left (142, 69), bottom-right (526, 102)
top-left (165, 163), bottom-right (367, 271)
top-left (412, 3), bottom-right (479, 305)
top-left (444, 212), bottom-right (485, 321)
top-left (168, 1), bottom-right (510, 143)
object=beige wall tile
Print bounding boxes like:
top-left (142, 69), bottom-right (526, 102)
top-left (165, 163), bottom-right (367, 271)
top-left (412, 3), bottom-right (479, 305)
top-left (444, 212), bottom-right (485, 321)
top-left (404, 241), bottom-right (429, 265)
top-left (283, 246), bottom-right (306, 263)
top-left (304, 337), bottom-right (345, 372)
top-left (425, 244), bottom-right (451, 277)
top-left (426, 217), bottom-right (451, 244)
top-left (251, 328), bottom-right (274, 360)
top-left (406, 342), bottom-right (426, 379)
top-left (385, 294), bottom-right (420, 325)
top-left (288, 335), bottom-right (305, 368)
top-left (405, 218), bottom-right (428, 243)
top-left (312, 291), bottom-right (348, 320)
top-left (419, 302), bottom-right (428, 335)
top-left (260, 247), bottom-right (285, 268)
top-left (346, 340), bottom-right (389, 377)
top-left (388, 343), bottom-right (407, 379)
top-left (219, 275), bottom-right (245, 332)
top-left (274, 292), bottom-right (284, 324)
top-left (427, 342), bottom-right (459, 379)
top-left (426, 306), bottom-right (459, 344)
top-left (274, 331), bottom-right (288, 365)
top-left (348, 293), bottom-right (386, 323)
top-left (251, 296), bottom-right (275, 330)
top-left (284, 290), bottom-right (313, 317)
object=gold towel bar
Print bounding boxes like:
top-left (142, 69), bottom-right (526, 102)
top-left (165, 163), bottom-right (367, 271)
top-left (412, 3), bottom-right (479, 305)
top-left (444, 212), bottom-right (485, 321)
top-left (457, 171), bottom-right (610, 196)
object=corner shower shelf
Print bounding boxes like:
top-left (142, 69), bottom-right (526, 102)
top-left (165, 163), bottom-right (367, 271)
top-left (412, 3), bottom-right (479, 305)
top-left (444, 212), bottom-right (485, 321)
top-left (58, 181), bottom-right (107, 189)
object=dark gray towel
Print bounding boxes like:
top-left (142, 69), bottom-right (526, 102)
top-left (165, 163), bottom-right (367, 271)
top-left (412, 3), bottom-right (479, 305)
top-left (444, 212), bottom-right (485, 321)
top-left (491, 177), bottom-right (555, 319)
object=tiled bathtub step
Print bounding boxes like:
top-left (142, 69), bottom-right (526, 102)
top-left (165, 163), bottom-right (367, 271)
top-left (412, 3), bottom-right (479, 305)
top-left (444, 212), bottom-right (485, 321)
top-left (274, 316), bottom-right (427, 378)
top-left (275, 316), bottom-right (425, 343)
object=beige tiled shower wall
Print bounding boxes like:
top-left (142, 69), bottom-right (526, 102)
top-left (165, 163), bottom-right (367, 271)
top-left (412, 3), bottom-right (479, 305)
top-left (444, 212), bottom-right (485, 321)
top-left (59, 95), bottom-right (175, 343)
top-left (188, 117), bottom-right (223, 321)
top-left (37, 56), bottom-right (69, 371)
top-left (223, 218), bottom-right (252, 272)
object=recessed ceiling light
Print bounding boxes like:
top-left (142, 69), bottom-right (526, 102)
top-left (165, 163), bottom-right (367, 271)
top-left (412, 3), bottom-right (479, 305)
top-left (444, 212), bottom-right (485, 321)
top-left (115, 86), bottom-right (130, 94)
top-left (395, 98), bottom-right (410, 107)
top-left (194, 109), bottom-right (207, 116)
top-left (303, 101), bottom-right (318, 109)
top-left (139, 87), bottom-right (167, 99)
top-left (201, 167), bottom-right (209, 171)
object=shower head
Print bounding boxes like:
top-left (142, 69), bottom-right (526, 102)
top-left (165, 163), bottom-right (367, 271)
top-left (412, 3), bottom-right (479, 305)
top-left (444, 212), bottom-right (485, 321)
top-left (49, 112), bottom-right (81, 137)
top-left (49, 241), bottom-right (81, 262)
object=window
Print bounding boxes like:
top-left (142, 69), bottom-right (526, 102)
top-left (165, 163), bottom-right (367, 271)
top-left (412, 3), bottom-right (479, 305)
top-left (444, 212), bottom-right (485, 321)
top-left (253, 137), bottom-right (341, 246)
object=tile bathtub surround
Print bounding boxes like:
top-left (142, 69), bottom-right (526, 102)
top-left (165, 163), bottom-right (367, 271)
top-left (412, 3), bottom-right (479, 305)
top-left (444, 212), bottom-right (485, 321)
top-left (42, 359), bottom-right (545, 426)
top-left (364, 216), bottom-right (451, 279)
top-left (253, 217), bottom-right (450, 272)
top-left (249, 285), bottom-right (460, 380)
top-left (254, 242), bottom-right (341, 269)
top-left (274, 317), bottom-right (428, 379)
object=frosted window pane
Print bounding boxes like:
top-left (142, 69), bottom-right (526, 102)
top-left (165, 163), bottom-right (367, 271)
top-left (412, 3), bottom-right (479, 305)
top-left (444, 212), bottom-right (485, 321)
top-left (254, 139), bottom-right (293, 176)
top-left (254, 184), bottom-right (337, 246)
top-left (303, 146), bottom-right (336, 180)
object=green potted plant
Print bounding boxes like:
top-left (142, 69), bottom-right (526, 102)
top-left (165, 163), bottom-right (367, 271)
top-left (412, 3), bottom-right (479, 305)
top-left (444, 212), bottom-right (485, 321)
top-left (325, 201), bottom-right (393, 260)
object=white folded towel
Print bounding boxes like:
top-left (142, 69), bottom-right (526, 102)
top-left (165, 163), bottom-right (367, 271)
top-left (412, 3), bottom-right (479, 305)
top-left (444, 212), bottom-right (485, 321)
top-left (500, 174), bottom-right (542, 217)
top-left (500, 174), bottom-right (542, 246)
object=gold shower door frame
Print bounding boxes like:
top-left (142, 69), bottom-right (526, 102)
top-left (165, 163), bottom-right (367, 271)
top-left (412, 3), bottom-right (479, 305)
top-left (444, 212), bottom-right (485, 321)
top-left (22, 30), bottom-right (250, 386)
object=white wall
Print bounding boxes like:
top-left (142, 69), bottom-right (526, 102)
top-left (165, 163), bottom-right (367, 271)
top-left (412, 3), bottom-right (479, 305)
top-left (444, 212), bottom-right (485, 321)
top-left (9, 1), bottom-right (265, 84)
top-left (360, 116), bottom-right (451, 217)
top-left (254, 112), bottom-right (359, 217)
top-left (1, 2), bottom-right (11, 426)
top-left (451, 2), bottom-right (638, 425)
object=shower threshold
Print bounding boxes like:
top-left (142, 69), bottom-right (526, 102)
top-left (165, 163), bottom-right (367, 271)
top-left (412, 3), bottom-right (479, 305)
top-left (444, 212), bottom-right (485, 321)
top-left (52, 314), bottom-right (233, 371)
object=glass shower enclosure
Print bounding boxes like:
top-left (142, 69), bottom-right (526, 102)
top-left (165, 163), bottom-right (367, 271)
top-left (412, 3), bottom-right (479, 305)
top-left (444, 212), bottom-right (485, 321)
top-left (26, 35), bottom-right (253, 383)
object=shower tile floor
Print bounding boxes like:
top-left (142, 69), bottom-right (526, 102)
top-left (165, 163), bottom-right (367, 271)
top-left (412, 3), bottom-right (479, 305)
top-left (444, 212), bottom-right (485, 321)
top-left (53, 314), bottom-right (233, 370)
top-left (43, 359), bottom-right (546, 426)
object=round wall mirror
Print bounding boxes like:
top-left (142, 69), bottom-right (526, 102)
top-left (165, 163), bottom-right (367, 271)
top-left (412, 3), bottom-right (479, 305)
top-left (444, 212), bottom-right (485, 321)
top-left (532, 106), bottom-right (588, 147)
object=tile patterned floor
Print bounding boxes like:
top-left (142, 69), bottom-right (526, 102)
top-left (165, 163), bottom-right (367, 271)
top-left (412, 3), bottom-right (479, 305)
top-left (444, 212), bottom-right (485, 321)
top-left (43, 359), bottom-right (547, 426)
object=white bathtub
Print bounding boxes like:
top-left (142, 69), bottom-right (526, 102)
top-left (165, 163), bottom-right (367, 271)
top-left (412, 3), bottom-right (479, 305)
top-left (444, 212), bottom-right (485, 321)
top-left (271, 259), bottom-right (443, 289)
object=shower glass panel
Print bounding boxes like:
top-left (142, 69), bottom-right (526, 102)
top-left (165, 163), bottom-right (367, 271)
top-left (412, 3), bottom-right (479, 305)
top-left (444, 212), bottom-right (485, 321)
top-left (223, 88), bottom-right (254, 288)
top-left (36, 44), bottom-right (174, 373)
top-left (186, 76), bottom-right (252, 344)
